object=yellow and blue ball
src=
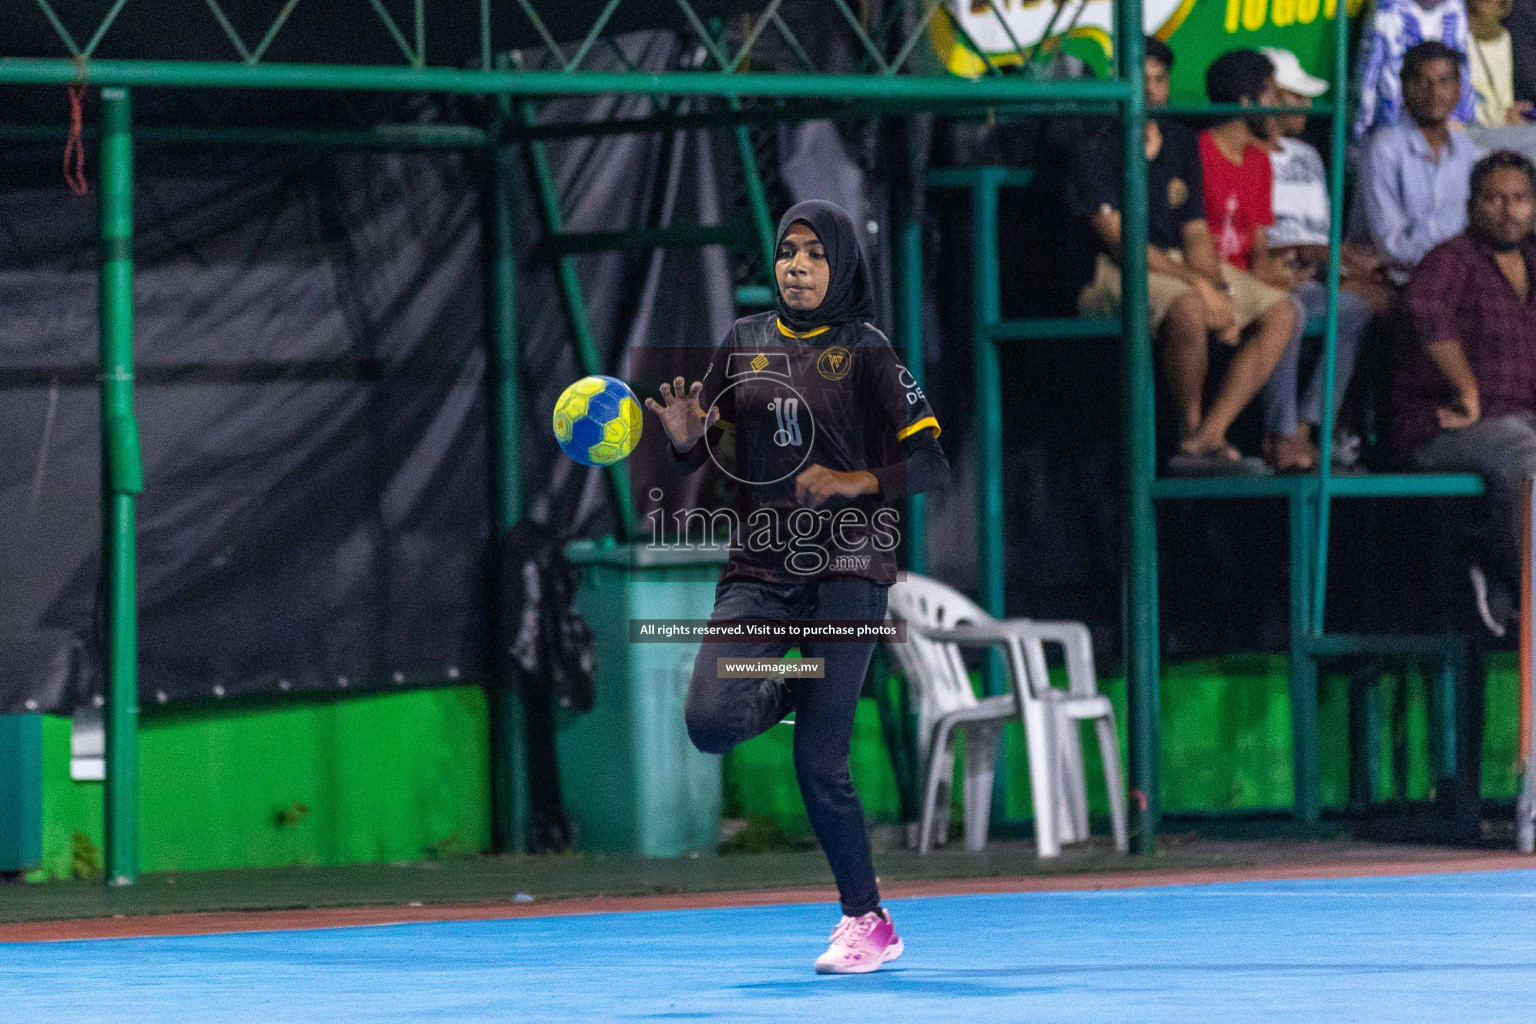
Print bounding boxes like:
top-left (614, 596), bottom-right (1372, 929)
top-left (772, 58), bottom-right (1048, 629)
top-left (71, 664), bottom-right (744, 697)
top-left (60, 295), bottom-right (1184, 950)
top-left (552, 375), bottom-right (643, 466)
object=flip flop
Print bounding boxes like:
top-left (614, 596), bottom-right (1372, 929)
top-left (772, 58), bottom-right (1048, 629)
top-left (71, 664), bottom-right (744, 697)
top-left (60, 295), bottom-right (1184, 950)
top-left (1165, 449), bottom-right (1273, 477)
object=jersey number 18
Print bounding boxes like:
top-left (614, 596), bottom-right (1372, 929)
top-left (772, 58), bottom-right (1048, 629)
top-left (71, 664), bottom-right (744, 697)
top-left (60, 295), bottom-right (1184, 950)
top-left (770, 396), bottom-right (802, 447)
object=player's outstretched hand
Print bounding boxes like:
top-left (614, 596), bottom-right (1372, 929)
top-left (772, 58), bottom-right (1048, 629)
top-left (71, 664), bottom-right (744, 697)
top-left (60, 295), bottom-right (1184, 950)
top-left (644, 376), bottom-right (720, 451)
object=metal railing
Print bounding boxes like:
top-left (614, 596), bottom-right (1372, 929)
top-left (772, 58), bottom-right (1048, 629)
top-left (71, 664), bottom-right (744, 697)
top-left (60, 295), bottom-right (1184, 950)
top-left (0, 0), bottom-right (1154, 880)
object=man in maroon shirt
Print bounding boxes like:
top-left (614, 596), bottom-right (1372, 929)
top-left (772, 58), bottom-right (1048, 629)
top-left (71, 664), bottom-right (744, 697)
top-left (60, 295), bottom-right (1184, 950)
top-left (1399, 150), bottom-right (1536, 635)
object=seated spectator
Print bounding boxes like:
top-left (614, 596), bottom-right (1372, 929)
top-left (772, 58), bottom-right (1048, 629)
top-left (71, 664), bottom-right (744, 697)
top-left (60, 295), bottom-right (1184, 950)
top-left (1359, 41), bottom-right (1485, 281)
top-left (1258, 48), bottom-right (1396, 472)
top-left (1395, 150), bottom-right (1536, 636)
top-left (1070, 38), bottom-right (1297, 476)
top-left (1355, 0), bottom-right (1476, 141)
top-left (1198, 49), bottom-right (1309, 472)
top-left (1468, 0), bottom-right (1533, 124)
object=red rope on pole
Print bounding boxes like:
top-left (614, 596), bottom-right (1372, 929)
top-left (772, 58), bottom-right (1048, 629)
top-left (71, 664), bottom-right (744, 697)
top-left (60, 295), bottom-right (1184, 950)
top-left (64, 84), bottom-right (88, 196)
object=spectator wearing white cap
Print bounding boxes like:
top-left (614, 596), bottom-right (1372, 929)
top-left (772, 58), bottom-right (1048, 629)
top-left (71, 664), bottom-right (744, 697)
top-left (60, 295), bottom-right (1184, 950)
top-left (1259, 48), bottom-right (1396, 472)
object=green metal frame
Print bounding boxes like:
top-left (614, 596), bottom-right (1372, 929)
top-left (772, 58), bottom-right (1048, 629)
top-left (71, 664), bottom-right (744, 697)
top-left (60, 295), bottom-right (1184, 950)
top-left (931, 161), bottom-right (1488, 837)
top-left (1, 1), bottom-right (1155, 882)
top-left (98, 87), bottom-right (141, 887)
top-left (14, 0), bottom-right (1498, 876)
top-left (894, 128), bottom-right (928, 574)
top-left (516, 96), bottom-right (640, 540)
top-left (488, 88), bottom-right (532, 856)
top-left (930, 4), bottom-right (1495, 847)
top-left (1117, 7), bottom-right (1156, 852)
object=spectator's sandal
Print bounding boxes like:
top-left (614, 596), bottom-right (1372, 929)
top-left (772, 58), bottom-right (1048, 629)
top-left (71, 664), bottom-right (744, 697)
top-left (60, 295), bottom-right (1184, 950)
top-left (1165, 448), bottom-right (1272, 477)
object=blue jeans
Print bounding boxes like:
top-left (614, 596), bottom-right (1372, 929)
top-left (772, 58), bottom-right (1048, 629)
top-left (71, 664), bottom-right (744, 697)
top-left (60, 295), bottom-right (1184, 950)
top-left (685, 578), bottom-right (890, 917)
top-left (1262, 280), bottom-right (1373, 437)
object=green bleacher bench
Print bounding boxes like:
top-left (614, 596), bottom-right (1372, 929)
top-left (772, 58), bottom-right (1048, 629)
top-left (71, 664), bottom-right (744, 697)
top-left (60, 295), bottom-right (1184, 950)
top-left (927, 161), bottom-right (1491, 838)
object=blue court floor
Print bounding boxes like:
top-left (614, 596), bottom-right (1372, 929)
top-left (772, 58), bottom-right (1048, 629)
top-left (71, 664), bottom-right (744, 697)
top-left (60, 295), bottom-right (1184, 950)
top-left (2, 869), bottom-right (1534, 1023)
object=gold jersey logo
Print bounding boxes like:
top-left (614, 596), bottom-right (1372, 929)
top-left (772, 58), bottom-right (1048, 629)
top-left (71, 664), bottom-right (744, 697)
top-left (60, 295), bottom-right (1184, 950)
top-left (817, 346), bottom-right (853, 381)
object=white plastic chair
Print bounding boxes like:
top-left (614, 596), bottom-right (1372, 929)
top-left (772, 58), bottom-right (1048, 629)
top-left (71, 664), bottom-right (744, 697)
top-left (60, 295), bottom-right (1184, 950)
top-left (886, 575), bottom-right (1128, 858)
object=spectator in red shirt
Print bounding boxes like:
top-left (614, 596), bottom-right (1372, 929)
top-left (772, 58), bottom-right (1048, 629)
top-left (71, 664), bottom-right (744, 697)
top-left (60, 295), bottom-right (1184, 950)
top-left (1071, 39), bottom-right (1298, 475)
top-left (1398, 150), bottom-right (1536, 635)
top-left (1197, 50), bottom-right (1307, 472)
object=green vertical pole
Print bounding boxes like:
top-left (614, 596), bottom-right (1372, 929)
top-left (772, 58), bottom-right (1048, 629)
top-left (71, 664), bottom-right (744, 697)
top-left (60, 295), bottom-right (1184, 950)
top-left (1290, 0), bottom-right (1352, 830)
top-left (1426, 654), bottom-right (1452, 790)
top-left (488, 137), bottom-right (530, 855)
top-left (708, 19), bottom-right (775, 281)
top-left (1347, 671), bottom-right (1381, 805)
top-left (517, 99), bottom-right (637, 540)
top-left (1117, 0), bottom-right (1158, 855)
top-left (490, 151), bottom-right (522, 533)
top-left (973, 171), bottom-right (1005, 648)
top-left (896, 197), bottom-right (927, 575)
top-left (1289, 491), bottom-right (1321, 824)
top-left (733, 123), bottom-right (776, 278)
top-left (1436, 644), bottom-right (1463, 810)
top-left (100, 87), bottom-right (141, 887)
top-left (1310, 0), bottom-right (1351, 631)
top-left (972, 170), bottom-right (1010, 832)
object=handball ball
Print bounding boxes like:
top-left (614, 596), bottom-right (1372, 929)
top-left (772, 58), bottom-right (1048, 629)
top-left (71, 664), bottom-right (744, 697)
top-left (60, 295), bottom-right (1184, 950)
top-left (553, 375), bottom-right (643, 466)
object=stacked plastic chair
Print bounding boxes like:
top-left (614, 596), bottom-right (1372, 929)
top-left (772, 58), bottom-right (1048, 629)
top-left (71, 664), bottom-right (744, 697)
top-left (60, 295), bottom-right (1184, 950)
top-left (886, 575), bottom-right (1128, 858)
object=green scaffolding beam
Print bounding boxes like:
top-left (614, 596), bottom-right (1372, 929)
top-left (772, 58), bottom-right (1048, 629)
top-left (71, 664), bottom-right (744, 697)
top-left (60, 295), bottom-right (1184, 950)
top-left (99, 86), bottom-right (142, 888)
top-left (4, 6), bottom-right (1163, 882)
top-left (1116, 0), bottom-right (1154, 854)
top-left (488, 134), bottom-right (531, 857)
top-left (0, 58), bottom-right (1133, 102)
top-left (932, 0), bottom-right (1498, 851)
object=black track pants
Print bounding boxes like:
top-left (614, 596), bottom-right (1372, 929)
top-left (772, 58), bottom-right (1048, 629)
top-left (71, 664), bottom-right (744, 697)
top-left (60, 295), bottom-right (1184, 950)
top-left (684, 578), bottom-right (889, 918)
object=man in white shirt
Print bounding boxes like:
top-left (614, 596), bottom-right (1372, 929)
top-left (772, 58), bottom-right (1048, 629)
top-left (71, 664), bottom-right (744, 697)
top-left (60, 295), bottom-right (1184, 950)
top-left (1357, 42), bottom-right (1486, 280)
top-left (1261, 48), bottom-right (1395, 471)
top-left (1468, 0), bottom-right (1532, 124)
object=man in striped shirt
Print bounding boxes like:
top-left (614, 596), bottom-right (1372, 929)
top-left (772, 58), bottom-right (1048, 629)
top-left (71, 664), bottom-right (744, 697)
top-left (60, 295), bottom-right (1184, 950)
top-left (1354, 0), bottom-right (1477, 141)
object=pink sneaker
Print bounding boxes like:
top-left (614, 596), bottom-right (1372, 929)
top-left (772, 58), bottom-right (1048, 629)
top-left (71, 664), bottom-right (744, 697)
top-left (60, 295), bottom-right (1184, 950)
top-left (814, 909), bottom-right (904, 974)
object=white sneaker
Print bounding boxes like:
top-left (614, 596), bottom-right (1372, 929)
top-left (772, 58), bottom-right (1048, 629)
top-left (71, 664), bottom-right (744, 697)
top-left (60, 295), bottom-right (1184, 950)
top-left (1331, 431), bottom-right (1362, 469)
top-left (814, 909), bottom-right (904, 975)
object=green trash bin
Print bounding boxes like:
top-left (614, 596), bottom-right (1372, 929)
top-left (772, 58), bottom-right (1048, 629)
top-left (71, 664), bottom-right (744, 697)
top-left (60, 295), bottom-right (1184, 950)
top-left (559, 539), bottom-right (728, 857)
top-left (0, 713), bottom-right (43, 876)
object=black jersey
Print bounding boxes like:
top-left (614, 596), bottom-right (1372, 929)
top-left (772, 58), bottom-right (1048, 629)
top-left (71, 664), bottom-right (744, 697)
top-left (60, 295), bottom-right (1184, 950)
top-left (694, 311), bottom-right (940, 584)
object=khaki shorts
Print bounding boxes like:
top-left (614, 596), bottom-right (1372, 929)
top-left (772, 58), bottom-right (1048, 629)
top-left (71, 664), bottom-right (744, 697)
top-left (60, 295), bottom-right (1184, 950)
top-left (1077, 253), bottom-right (1287, 332)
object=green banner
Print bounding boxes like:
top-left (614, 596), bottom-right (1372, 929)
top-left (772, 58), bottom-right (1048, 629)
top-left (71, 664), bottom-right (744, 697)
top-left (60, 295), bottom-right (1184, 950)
top-left (930, 0), bottom-right (1368, 102)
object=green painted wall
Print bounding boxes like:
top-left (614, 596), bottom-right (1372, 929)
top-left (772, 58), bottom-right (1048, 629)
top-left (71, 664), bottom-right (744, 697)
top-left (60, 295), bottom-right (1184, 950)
top-left (24, 653), bottom-right (1522, 879)
top-left (724, 654), bottom-right (1525, 832)
top-left (30, 686), bottom-right (491, 881)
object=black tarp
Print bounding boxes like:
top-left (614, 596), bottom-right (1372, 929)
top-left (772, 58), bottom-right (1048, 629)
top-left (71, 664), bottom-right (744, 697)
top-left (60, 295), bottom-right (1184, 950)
top-left (1, 145), bottom-right (494, 712)
top-left (0, 14), bottom-right (1493, 715)
top-left (0, 31), bottom-right (745, 713)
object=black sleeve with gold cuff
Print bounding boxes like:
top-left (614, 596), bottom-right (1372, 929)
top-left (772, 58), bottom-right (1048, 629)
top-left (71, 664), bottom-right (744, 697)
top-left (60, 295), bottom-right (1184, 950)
top-left (869, 428), bottom-right (950, 501)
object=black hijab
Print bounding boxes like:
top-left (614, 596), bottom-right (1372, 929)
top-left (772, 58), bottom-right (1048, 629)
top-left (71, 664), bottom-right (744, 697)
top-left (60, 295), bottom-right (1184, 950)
top-left (773, 200), bottom-right (875, 333)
